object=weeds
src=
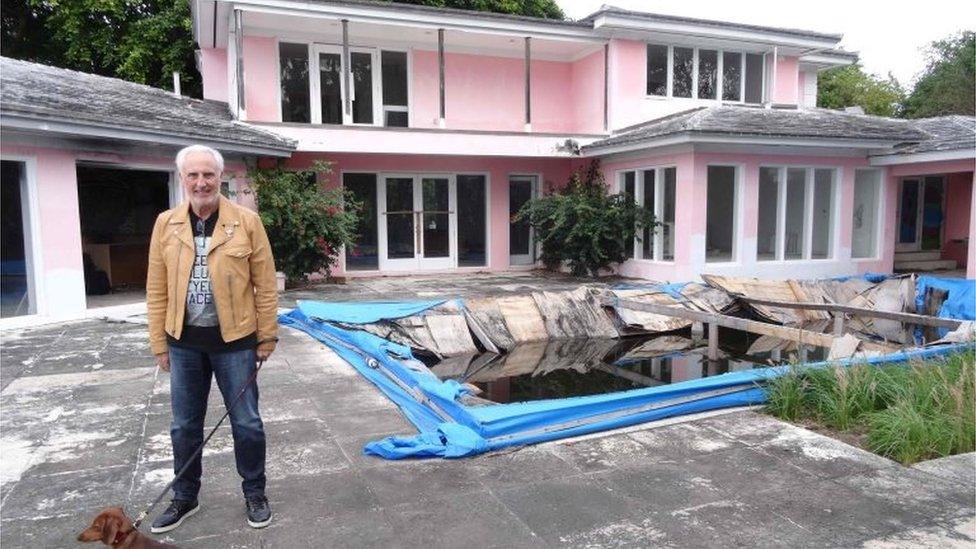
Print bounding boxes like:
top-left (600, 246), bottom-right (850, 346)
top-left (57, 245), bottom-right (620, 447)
top-left (763, 350), bottom-right (975, 465)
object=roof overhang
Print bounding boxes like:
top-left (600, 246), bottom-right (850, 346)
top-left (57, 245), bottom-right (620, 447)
top-left (869, 148), bottom-right (976, 166)
top-left (798, 51), bottom-right (859, 71)
top-left (195, 0), bottom-right (601, 48)
top-left (582, 132), bottom-right (905, 157)
top-left (1, 114), bottom-right (294, 157)
top-left (254, 123), bottom-right (602, 157)
top-left (589, 12), bottom-right (841, 50)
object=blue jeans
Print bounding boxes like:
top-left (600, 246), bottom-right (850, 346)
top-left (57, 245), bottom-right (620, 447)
top-left (168, 346), bottom-right (266, 501)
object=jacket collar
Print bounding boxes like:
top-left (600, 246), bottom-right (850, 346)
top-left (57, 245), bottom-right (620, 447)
top-left (168, 196), bottom-right (241, 254)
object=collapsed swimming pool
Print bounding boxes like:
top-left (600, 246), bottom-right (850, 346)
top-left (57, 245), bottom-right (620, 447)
top-left (281, 277), bottom-right (974, 460)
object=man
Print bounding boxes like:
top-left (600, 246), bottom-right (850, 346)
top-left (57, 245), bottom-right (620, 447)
top-left (146, 145), bottom-right (278, 533)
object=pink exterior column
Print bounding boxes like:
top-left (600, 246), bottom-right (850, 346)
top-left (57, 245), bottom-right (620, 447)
top-left (242, 36), bottom-right (279, 122)
top-left (199, 47), bottom-right (229, 102)
top-left (969, 172), bottom-right (975, 279)
top-left (773, 56), bottom-right (800, 105)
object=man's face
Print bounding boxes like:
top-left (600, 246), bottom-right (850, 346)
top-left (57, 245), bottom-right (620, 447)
top-left (180, 151), bottom-right (221, 212)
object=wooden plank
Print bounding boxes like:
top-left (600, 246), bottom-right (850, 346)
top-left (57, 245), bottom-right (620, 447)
top-left (604, 297), bottom-right (892, 353)
top-left (497, 295), bottom-right (548, 343)
top-left (464, 298), bottom-right (516, 351)
top-left (733, 295), bottom-right (961, 329)
top-left (532, 291), bottom-right (588, 338)
top-left (425, 314), bottom-right (479, 356)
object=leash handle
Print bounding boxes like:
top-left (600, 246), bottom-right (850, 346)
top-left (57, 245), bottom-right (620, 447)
top-left (132, 357), bottom-right (265, 531)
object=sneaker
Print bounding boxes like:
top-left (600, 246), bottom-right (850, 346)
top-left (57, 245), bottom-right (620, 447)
top-left (150, 499), bottom-right (200, 534)
top-left (245, 495), bottom-right (272, 528)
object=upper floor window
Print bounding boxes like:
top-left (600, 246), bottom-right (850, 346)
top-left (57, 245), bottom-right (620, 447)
top-left (646, 44), bottom-right (764, 104)
top-left (279, 42), bottom-right (408, 127)
top-left (280, 42), bottom-right (310, 123)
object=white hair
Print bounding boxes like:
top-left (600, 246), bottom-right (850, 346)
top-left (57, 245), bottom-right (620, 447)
top-left (175, 145), bottom-right (225, 173)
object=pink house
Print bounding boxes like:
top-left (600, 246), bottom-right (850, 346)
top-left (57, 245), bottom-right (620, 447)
top-left (1, 0), bottom-right (974, 322)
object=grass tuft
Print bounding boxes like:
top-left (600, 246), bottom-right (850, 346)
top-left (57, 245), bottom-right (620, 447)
top-left (763, 350), bottom-right (975, 465)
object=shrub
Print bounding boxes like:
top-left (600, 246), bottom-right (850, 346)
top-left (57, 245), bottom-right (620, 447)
top-left (517, 160), bottom-right (656, 277)
top-left (249, 161), bottom-right (360, 284)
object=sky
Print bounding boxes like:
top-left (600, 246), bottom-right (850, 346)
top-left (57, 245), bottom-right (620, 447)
top-left (555, 0), bottom-right (975, 86)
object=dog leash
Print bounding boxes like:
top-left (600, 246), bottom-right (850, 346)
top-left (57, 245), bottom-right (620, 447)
top-left (131, 357), bottom-right (266, 531)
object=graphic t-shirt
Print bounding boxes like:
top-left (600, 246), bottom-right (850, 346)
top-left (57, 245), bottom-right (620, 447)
top-left (168, 207), bottom-right (256, 352)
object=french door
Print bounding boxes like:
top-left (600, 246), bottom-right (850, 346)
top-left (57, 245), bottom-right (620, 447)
top-left (379, 174), bottom-right (456, 271)
top-left (896, 176), bottom-right (945, 252)
top-left (311, 45), bottom-right (380, 125)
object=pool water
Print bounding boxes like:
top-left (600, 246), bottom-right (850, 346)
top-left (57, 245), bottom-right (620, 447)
top-left (423, 328), bottom-right (826, 404)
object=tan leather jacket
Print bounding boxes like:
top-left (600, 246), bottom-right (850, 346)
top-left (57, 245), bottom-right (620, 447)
top-left (146, 196), bottom-right (278, 356)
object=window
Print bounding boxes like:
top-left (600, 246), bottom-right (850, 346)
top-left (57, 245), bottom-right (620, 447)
top-left (744, 53), bottom-right (764, 103)
top-left (279, 42), bottom-right (310, 123)
top-left (457, 175), bottom-right (486, 267)
top-left (698, 49), bottom-right (718, 100)
top-left (722, 52), bottom-right (742, 101)
top-left (619, 167), bottom-right (677, 262)
top-left (381, 51), bottom-right (408, 127)
top-left (757, 166), bottom-right (838, 261)
top-left (706, 166), bottom-right (737, 262)
top-left (283, 46), bottom-right (408, 126)
top-left (672, 47), bottom-right (694, 98)
top-left (757, 167), bottom-right (779, 261)
top-left (343, 173), bottom-right (379, 270)
top-left (852, 169), bottom-right (881, 259)
top-left (811, 169), bottom-right (834, 259)
top-left (645, 45), bottom-right (763, 103)
top-left (646, 44), bottom-right (668, 96)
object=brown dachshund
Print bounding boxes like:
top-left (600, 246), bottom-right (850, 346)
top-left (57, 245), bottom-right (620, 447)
top-left (77, 507), bottom-right (179, 549)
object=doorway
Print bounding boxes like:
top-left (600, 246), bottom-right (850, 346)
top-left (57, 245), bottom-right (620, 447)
top-left (76, 165), bottom-right (172, 307)
top-left (379, 174), bottom-right (455, 271)
top-left (1, 160), bottom-right (35, 318)
top-left (897, 176), bottom-right (945, 252)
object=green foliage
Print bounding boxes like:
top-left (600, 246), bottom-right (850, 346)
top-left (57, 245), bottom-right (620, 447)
top-left (250, 162), bottom-right (361, 283)
top-left (817, 64), bottom-right (905, 117)
top-left (517, 160), bottom-right (655, 277)
top-left (392, 0), bottom-right (563, 19)
top-left (763, 351), bottom-right (975, 465)
top-left (902, 31), bottom-right (976, 118)
top-left (1, 0), bottom-right (199, 96)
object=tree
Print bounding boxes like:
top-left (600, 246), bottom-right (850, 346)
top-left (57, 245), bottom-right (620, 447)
top-left (817, 64), bottom-right (905, 117)
top-left (902, 31), bottom-right (975, 118)
top-left (250, 162), bottom-right (361, 284)
top-left (1, 0), bottom-right (199, 97)
top-left (517, 160), bottom-right (656, 277)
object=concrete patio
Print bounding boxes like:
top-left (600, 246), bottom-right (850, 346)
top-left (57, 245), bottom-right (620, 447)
top-left (1, 273), bottom-right (974, 548)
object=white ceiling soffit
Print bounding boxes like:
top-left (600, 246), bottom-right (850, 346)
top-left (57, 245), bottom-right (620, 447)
top-left (241, 12), bottom-right (602, 61)
top-left (223, 0), bottom-right (601, 42)
top-left (798, 51), bottom-right (859, 71)
top-left (590, 13), bottom-right (841, 51)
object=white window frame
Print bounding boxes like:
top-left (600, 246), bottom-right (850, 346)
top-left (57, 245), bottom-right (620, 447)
top-left (852, 168), bottom-right (884, 260)
top-left (645, 44), bottom-right (761, 103)
top-left (758, 165), bottom-right (840, 262)
top-left (616, 166), bottom-right (677, 263)
top-left (0, 154), bottom-right (43, 318)
top-left (379, 48), bottom-right (412, 128)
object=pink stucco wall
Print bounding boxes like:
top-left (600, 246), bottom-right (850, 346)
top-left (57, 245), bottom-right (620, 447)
top-left (411, 50), bottom-right (582, 133)
top-left (200, 48), bottom-right (229, 102)
top-left (570, 49), bottom-right (606, 134)
top-left (970, 176), bottom-right (976, 279)
top-left (242, 36), bottom-right (279, 122)
top-left (284, 152), bottom-right (573, 274)
top-left (773, 56), bottom-right (799, 104)
top-left (941, 172), bottom-right (973, 268)
top-left (607, 39), bottom-right (647, 129)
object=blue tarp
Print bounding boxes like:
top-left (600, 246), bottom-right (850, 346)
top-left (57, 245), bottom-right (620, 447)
top-left (915, 276), bottom-right (975, 339)
top-left (282, 286), bottom-right (975, 460)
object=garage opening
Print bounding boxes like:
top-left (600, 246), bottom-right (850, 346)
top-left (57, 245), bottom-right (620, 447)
top-left (2, 160), bottom-right (35, 318)
top-left (77, 165), bottom-right (171, 308)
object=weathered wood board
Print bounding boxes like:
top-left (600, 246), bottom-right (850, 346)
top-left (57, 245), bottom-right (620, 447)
top-left (497, 295), bottom-right (548, 343)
